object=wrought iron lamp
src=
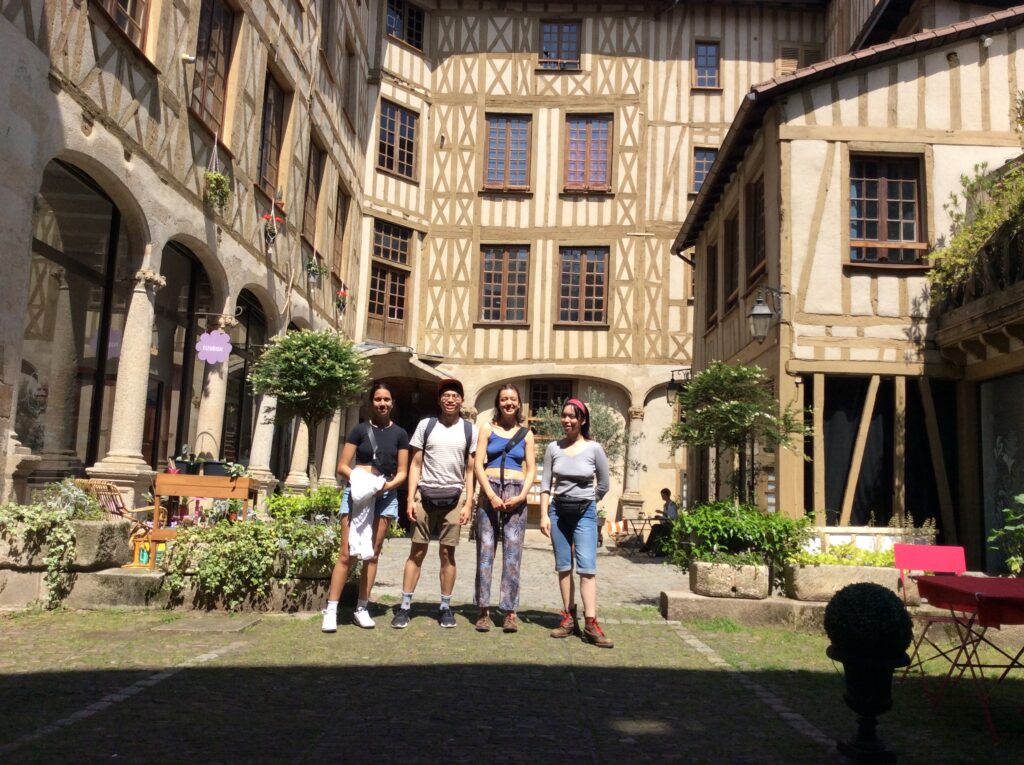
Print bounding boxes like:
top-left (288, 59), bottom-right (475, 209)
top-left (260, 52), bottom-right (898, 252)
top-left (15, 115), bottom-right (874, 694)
top-left (747, 287), bottom-right (784, 343)
top-left (666, 368), bottom-right (691, 404)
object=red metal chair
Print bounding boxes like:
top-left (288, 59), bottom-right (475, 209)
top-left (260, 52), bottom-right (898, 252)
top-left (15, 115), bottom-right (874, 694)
top-left (894, 543), bottom-right (968, 677)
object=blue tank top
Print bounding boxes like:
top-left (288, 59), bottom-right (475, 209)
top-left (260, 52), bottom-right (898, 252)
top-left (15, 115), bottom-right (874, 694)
top-left (485, 430), bottom-right (527, 471)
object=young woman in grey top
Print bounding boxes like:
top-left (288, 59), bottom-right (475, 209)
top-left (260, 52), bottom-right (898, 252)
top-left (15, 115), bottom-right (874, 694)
top-left (539, 398), bottom-right (613, 648)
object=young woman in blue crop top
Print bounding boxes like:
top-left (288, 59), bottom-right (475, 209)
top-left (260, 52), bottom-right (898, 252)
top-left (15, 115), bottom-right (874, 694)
top-left (471, 383), bottom-right (536, 633)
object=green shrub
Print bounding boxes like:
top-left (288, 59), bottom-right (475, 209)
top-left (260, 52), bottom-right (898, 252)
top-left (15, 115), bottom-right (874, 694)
top-left (266, 486), bottom-right (343, 522)
top-left (663, 501), bottom-right (812, 584)
top-left (0, 478), bottom-right (105, 608)
top-left (988, 494), bottom-right (1024, 576)
top-left (788, 543), bottom-right (895, 568)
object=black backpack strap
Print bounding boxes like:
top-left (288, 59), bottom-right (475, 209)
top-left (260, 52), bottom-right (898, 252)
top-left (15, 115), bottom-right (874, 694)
top-left (498, 427), bottom-right (529, 491)
top-left (422, 417), bottom-right (438, 451)
top-left (463, 419), bottom-right (473, 465)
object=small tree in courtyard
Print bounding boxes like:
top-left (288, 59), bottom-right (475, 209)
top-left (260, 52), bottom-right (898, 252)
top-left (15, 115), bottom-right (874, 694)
top-left (249, 329), bottom-right (371, 484)
top-left (661, 362), bottom-right (807, 502)
top-left (532, 388), bottom-right (630, 477)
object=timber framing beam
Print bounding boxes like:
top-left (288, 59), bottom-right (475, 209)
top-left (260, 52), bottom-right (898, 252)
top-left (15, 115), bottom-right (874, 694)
top-left (918, 378), bottom-right (958, 544)
top-left (839, 375), bottom-right (880, 527)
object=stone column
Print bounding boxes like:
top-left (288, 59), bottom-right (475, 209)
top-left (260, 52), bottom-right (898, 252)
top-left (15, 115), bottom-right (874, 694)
top-left (192, 313), bottom-right (238, 459)
top-left (246, 393), bottom-right (279, 511)
top-left (31, 268), bottom-right (82, 484)
top-left (87, 268), bottom-right (166, 507)
top-left (617, 405), bottom-right (646, 519)
top-left (283, 419), bottom-right (311, 493)
top-left (318, 410), bottom-right (343, 487)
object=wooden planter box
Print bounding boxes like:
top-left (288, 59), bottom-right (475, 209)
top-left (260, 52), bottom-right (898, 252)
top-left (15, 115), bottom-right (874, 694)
top-left (783, 563), bottom-right (913, 603)
top-left (689, 561), bottom-right (770, 600)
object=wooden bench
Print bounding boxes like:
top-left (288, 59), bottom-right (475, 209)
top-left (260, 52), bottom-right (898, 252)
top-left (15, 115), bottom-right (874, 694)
top-left (149, 475), bottom-right (255, 568)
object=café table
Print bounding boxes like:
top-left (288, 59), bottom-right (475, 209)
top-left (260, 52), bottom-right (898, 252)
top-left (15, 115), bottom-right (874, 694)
top-left (623, 516), bottom-right (656, 556)
top-left (914, 574), bottom-right (1024, 737)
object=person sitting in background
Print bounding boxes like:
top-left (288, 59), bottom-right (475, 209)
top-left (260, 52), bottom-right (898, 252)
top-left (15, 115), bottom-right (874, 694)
top-left (641, 488), bottom-right (679, 555)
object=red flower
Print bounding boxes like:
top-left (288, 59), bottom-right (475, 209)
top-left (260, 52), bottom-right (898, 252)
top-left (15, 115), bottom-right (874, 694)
top-left (262, 213), bottom-right (284, 224)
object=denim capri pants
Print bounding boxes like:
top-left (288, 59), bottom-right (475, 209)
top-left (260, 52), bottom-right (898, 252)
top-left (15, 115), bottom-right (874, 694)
top-left (339, 487), bottom-right (399, 519)
top-left (548, 500), bottom-right (598, 575)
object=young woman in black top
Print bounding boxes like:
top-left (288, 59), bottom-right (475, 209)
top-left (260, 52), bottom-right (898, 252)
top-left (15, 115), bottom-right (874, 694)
top-left (322, 382), bottom-right (409, 632)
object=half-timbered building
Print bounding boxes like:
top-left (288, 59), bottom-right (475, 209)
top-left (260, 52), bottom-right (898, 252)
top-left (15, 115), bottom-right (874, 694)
top-left (675, 2), bottom-right (1024, 567)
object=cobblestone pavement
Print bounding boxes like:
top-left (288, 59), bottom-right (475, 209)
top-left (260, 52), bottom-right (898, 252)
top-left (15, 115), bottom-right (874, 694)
top-left (371, 529), bottom-right (690, 611)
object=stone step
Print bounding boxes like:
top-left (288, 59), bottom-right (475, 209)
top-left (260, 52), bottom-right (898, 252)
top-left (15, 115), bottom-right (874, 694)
top-left (65, 568), bottom-right (168, 610)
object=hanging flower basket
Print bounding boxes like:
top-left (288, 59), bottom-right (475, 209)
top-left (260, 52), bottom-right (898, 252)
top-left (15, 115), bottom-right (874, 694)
top-left (305, 259), bottom-right (328, 281)
top-left (263, 213), bottom-right (284, 244)
top-left (334, 287), bottom-right (349, 313)
top-left (204, 170), bottom-right (232, 213)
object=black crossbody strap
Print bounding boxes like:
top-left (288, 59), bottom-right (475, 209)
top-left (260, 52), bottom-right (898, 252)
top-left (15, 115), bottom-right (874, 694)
top-left (499, 426), bottom-right (529, 491)
top-left (365, 423), bottom-right (381, 470)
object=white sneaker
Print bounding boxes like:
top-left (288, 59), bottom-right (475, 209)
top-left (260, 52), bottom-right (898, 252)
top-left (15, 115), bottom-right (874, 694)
top-left (321, 608), bottom-right (337, 633)
top-left (353, 608), bottom-right (376, 629)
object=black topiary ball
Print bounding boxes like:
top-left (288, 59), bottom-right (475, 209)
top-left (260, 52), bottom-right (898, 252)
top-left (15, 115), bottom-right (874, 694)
top-left (824, 582), bottom-right (913, 662)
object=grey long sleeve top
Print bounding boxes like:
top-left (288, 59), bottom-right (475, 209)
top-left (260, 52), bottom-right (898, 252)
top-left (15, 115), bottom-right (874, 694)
top-left (540, 440), bottom-right (610, 502)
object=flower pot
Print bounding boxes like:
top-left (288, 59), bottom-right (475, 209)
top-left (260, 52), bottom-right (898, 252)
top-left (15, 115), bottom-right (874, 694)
top-left (689, 561), bottom-right (770, 599)
top-left (175, 459), bottom-right (201, 475)
top-left (202, 461), bottom-right (228, 477)
top-left (784, 563), bottom-right (904, 602)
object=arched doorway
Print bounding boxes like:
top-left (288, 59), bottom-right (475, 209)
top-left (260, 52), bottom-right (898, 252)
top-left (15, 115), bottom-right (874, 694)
top-left (146, 242), bottom-right (214, 469)
top-left (17, 159), bottom-right (134, 478)
top-left (221, 290), bottom-right (270, 467)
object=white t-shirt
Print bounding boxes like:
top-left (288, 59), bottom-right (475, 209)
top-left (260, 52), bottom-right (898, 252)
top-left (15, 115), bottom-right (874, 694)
top-left (410, 417), bottom-right (478, 490)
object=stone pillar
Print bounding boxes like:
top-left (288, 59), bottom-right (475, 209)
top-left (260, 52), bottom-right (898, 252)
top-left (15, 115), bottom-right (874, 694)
top-left (30, 268), bottom-right (82, 485)
top-left (283, 419), bottom-right (311, 493)
top-left (4, 436), bottom-right (40, 504)
top-left (617, 405), bottom-right (646, 519)
top-left (87, 268), bottom-right (166, 507)
top-left (192, 313), bottom-right (238, 459)
top-left (246, 393), bottom-right (279, 510)
top-left (318, 410), bottom-right (343, 487)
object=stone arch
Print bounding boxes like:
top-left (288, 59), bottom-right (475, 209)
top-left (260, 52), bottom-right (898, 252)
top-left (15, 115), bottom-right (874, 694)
top-left (234, 282), bottom-right (282, 335)
top-left (50, 149), bottom-right (150, 269)
top-left (164, 233), bottom-right (230, 314)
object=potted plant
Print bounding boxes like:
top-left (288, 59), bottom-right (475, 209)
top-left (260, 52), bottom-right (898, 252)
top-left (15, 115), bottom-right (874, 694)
top-left (689, 551), bottom-right (770, 599)
top-left (204, 169), bottom-right (232, 214)
top-left (174, 447), bottom-right (203, 475)
top-left (784, 544), bottom-right (905, 603)
top-left (824, 582), bottom-right (913, 764)
top-left (304, 258), bottom-right (328, 282)
top-left (263, 212), bottom-right (284, 244)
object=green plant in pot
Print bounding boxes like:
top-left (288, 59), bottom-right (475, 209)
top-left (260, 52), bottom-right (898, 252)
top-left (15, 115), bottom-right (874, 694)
top-left (824, 582), bottom-right (913, 764)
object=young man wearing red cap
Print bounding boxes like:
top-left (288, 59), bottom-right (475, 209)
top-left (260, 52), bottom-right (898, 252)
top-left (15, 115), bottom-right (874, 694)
top-left (392, 378), bottom-right (478, 629)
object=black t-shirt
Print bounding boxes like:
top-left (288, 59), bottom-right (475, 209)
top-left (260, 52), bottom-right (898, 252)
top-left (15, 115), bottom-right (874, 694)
top-left (345, 422), bottom-right (409, 478)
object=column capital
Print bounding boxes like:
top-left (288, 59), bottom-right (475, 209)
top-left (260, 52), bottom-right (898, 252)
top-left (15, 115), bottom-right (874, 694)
top-left (628, 406), bottom-right (645, 421)
top-left (133, 269), bottom-right (167, 288)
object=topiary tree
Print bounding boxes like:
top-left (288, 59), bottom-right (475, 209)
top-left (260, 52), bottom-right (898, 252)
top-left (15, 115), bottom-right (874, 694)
top-left (661, 362), bottom-right (807, 501)
top-left (249, 329), bottom-right (371, 483)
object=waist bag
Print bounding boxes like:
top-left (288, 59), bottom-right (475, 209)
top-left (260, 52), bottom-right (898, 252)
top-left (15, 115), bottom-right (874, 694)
top-left (420, 485), bottom-right (461, 510)
top-left (554, 498), bottom-right (592, 520)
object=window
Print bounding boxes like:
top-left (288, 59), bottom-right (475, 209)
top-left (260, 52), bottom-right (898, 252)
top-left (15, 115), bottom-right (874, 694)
top-left (558, 247), bottom-right (608, 325)
top-left (257, 73), bottom-right (286, 198)
top-left (319, 0), bottom-right (336, 64)
top-left (386, 0), bottom-right (424, 50)
top-left (191, 0), bottom-right (235, 134)
top-left (480, 246), bottom-right (529, 323)
top-left (540, 21), bottom-right (581, 70)
top-left (302, 139), bottom-right (325, 240)
top-left (529, 379), bottom-right (573, 417)
top-left (97, 0), bottom-right (150, 48)
top-left (693, 147), bottom-right (717, 193)
top-left (378, 100), bottom-right (417, 180)
top-left (723, 215), bottom-right (739, 309)
top-left (849, 156), bottom-right (926, 264)
top-left (373, 219), bottom-right (412, 264)
top-left (746, 176), bottom-right (766, 281)
top-left (565, 115), bottom-right (612, 192)
top-left (777, 45), bottom-right (822, 77)
top-left (344, 39), bottom-right (359, 123)
top-left (367, 219), bottom-right (413, 344)
top-left (694, 41), bottom-right (720, 89)
top-left (332, 186), bottom-right (350, 275)
top-left (705, 242), bottom-right (718, 327)
top-left (484, 115), bottom-right (532, 191)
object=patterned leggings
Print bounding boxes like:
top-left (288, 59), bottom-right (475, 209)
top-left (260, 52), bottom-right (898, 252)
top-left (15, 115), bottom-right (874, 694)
top-left (475, 478), bottom-right (527, 612)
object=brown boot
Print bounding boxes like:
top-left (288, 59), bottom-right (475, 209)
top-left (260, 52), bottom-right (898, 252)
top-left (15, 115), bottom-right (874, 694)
top-left (583, 618), bottom-right (614, 648)
top-left (550, 605), bottom-right (580, 638)
top-left (502, 612), bottom-right (519, 633)
top-left (474, 611), bottom-right (492, 632)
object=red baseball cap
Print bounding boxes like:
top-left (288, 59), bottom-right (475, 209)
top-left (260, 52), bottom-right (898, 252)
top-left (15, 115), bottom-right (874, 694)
top-left (438, 378), bottom-right (464, 398)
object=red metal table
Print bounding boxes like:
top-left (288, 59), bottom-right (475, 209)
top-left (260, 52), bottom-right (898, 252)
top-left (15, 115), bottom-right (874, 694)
top-left (914, 575), bottom-right (1024, 736)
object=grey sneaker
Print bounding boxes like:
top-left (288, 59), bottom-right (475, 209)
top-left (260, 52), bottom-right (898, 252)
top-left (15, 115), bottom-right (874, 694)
top-left (391, 607), bottom-right (411, 629)
top-left (439, 608), bottom-right (457, 628)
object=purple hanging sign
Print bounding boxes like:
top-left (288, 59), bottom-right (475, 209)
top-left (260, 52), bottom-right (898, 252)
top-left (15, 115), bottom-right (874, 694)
top-left (196, 330), bottom-right (233, 364)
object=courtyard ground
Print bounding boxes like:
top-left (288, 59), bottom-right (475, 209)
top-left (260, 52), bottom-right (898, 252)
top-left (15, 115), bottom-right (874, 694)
top-left (1, 536), bottom-right (1021, 764)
